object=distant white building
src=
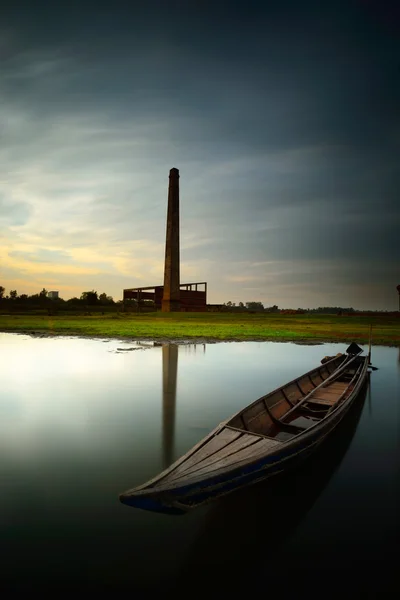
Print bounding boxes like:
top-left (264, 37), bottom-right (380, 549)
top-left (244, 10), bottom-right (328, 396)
top-left (48, 291), bottom-right (59, 299)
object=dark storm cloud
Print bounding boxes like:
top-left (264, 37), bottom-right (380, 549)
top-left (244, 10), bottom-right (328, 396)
top-left (4, 1), bottom-right (398, 146)
top-left (1, 0), bottom-right (399, 307)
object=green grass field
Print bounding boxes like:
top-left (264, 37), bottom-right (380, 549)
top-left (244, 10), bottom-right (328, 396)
top-left (0, 312), bottom-right (399, 345)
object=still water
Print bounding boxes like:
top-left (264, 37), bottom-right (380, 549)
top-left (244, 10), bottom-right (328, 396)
top-left (0, 333), bottom-right (398, 594)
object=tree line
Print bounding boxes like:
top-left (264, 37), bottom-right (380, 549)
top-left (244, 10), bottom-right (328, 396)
top-left (222, 302), bottom-right (363, 314)
top-left (224, 301), bottom-right (278, 311)
top-left (0, 287), bottom-right (116, 308)
top-left (2, 286), bottom-right (389, 314)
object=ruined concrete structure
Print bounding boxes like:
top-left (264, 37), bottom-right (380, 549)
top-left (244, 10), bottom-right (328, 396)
top-left (123, 282), bottom-right (207, 311)
top-left (123, 168), bottom-right (207, 311)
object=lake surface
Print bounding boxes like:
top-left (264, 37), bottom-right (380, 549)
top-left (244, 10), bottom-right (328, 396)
top-left (0, 333), bottom-right (398, 594)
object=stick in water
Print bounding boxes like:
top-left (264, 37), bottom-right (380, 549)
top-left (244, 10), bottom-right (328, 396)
top-left (368, 324), bottom-right (372, 363)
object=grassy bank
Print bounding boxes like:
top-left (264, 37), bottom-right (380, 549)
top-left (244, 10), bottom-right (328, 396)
top-left (0, 312), bottom-right (399, 345)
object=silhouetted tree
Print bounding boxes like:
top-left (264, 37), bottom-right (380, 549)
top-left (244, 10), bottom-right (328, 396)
top-left (307, 306), bottom-right (355, 314)
top-left (265, 305), bottom-right (279, 313)
top-left (99, 292), bottom-right (114, 305)
top-left (9, 290), bottom-right (18, 299)
top-left (80, 290), bottom-right (98, 305)
top-left (0, 286), bottom-right (5, 299)
top-left (39, 288), bottom-right (48, 297)
top-left (246, 301), bottom-right (264, 310)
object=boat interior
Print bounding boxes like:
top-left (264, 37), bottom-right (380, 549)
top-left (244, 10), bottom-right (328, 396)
top-left (227, 352), bottom-right (365, 442)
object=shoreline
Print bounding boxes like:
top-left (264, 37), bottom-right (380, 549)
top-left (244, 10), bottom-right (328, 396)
top-left (1, 329), bottom-right (399, 347)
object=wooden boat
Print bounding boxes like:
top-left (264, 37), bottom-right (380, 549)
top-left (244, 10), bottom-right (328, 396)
top-left (119, 342), bottom-right (370, 515)
top-left (182, 380), bottom-right (368, 580)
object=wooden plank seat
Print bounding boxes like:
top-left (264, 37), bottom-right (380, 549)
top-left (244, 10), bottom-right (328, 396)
top-left (304, 398), bottom-right (338, 407)
top-left (301, 381), bottom-right (348, 407)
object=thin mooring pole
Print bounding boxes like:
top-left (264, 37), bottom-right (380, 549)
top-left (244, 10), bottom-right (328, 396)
top-left (368, 324), bottom-right (372, 363)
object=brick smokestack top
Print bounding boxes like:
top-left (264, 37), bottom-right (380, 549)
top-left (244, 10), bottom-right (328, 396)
top-left (162, 168), bottom-right (180, 312)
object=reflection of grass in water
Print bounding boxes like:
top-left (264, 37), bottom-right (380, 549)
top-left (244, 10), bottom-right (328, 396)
top-left (0, 313), bottom-right (399, 345)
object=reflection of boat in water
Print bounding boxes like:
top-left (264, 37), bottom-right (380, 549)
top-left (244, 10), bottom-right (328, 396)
top-left (180, 377), bottom-right (369, 586)
top-left (120, 343), bottom-right (370, 514)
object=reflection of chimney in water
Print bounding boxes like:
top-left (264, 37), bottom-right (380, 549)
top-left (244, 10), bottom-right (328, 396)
top-left (162, 344), bottom-right (178, 469)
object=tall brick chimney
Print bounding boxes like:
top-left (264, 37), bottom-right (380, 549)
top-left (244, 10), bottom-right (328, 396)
top-left (162, 168), bottom-right (180, 312)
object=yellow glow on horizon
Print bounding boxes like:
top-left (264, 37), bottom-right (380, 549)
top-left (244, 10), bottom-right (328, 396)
top-left (1, 232), bottom-right (168, 299)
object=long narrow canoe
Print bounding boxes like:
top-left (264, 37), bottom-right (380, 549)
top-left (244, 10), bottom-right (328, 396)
top-left (119, 342), bottom-right (370, 514)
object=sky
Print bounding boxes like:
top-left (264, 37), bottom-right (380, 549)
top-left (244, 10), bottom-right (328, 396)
top-left (1, 0), bottom-right (399, 310)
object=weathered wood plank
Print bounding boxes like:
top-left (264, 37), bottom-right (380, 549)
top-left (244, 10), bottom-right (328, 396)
top-left (325, 362), bottom-right (337, 374)
top-left (311, 372), bottom-right (324, 386)
top-left (283, 383), bottom-right (303, 404)
top-left (306, 398), bottom-right (337, 406)
top-left (242, 400), bottom-right (274, 431)
top-left (168, 428), bottom-right (242, 479)
top-left (244, 409), bottom-right (274, 435)
top-left (326, 382), bottom-right (347, 390)
top-left (319, 366), bottom-right (330, 379)
top-left (297, 376), bottom-right (315, 395)
top-left (229, 414), bottom-right (248, 430)
top-left (165, 437), bottom-right (281, 487)
top-left (308, 382), bottom-right (347, 400)
top-left (168, 431), bottom-right (260, 482)
top-left (265, 390), bottom-right (289, 409)
top-left (314, 388), bottom-right (341, 395)
top-left (309, 394), bottom-right (338, 404)
top-left (305, 380), bottom-right (349, 404)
